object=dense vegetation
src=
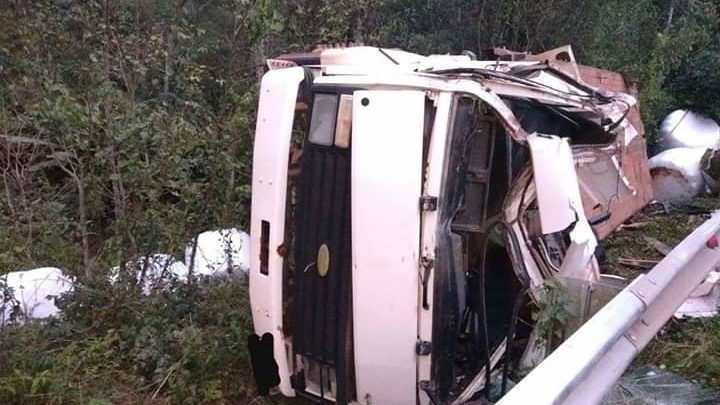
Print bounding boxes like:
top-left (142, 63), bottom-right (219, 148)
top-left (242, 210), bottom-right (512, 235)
top-left (1, 0), bottom-right (720, 403)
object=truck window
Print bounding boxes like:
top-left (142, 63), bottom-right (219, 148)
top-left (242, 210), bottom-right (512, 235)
top-left (308, 93), bottom-right (338, 146)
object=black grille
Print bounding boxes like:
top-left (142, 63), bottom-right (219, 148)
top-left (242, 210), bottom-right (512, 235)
top-left (293, 141), bottom-right (355, 403)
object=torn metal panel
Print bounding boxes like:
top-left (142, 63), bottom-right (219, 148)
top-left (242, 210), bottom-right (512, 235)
top-left (528, 134), bottom-right (586, 234)
top-left (559, 220), bottom-right (600, 282)
top-left (525, 45), bottom-right (582, 79)
top-left (603, 137), bottom-right (653, 235)
top-left (575, 147), bottom-right (633, 218)
top-left (576, 63), bottom-right (645, 136)
top-left (675, 271), bottom-right (720, 318)
top-left (422, 55), bottom-right (650, 239)
top-left (527, 133), bottom-right (600, 283)
top-left (675, 285), bottom-right (720, 318)
top-left (506, 134), bottom-right (601, 287)
top-left (502, 168), bottom-right (546, 294)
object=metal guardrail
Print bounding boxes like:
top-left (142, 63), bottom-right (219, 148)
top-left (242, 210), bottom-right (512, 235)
top-left (497, 212), bottom-right (720, 405)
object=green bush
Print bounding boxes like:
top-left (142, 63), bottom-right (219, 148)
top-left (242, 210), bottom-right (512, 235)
top-left (0, 279), bottom-right (257, 404)
top-left (1, 0), bottom-right (720, 403)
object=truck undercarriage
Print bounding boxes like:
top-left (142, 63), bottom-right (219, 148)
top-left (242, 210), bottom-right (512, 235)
top-left (248, 46), bottom-right (652, 404)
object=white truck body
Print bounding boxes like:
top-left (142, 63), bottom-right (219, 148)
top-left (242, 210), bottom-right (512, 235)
top-left (248, 46), bottom-right (649, 404)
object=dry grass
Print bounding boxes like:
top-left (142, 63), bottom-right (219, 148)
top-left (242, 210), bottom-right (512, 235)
top-left (603, 196), bottom-right (720, 279)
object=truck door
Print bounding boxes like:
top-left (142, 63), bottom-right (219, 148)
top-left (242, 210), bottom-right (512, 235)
top-left (351, 90), bottom-right (426, 405)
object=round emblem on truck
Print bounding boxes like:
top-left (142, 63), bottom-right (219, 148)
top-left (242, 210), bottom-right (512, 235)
top-left (317, 243), bottom-right (330, 277)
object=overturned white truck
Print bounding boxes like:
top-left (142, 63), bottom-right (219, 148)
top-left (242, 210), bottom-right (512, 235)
top-left (247, 46), bottom-right (654, 404)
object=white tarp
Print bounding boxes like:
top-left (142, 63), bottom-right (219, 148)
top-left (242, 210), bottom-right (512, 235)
top-left (185, 228), bottom-right (250, 277)
top-left (110, 254), bottom-right (189, 294)
top-left (1, 267), bottom-right (73, 323)
top-left (660, 110), bottom-right (720, 151)
top-left (649, 147), bottom-right (706, 203)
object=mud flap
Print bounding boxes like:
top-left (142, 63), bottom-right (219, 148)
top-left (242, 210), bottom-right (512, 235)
top-left (248, 332), bottom-right (281, 395)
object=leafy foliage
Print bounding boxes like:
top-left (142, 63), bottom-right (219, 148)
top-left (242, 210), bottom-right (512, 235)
top-left (1, 0), bottom-right (720, 401)
top-left (532, 278), bottom-right (577, 346)
top-left (0, 280), bottom-right (258, 404)
top-left (1, 0), bottom-right (719, 274)
top-left (639, 316), bottom-right (720, 388)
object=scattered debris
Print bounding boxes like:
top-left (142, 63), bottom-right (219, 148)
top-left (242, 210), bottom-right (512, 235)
top-left (675, 271), bottom-right (720, 319)
top-left (604, 366), bottom-right (720, 405)
top-left (618, 221), bottom-right (650, 231)
top-left (659, 110), bottom-right (720, 151)
top-left (605, 197), bottom-right (720, 319)
top-left (1, 267), bottom-right (74, 324)
top-left (643, 202), bottom-right (713, 217)
top-left (617, 258), bottom-right (659, 270)
top-left (649, 147), bottom-right (707, 203)
top-left (641, 235), bottom-right (673, 256)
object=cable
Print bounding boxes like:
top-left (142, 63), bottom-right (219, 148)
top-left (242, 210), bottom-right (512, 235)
top-left (502, 286), bottom-right (529, 396)
top-left (606, 99), bottom-right (632, 132)
top-left (604, 138), bottom-right (625, 219)
top-left (477, 233), bottom-right (493, 401)
top-left (431, 68), bottom-right (601, 101)
top-left (378, 48), bottom-right (399, 65)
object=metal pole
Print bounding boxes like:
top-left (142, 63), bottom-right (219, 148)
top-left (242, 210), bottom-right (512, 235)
top-left (498, 212), bottom-right (720, 405)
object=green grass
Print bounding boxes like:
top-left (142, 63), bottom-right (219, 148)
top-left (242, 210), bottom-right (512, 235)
top-left (637, 317), bottom-right (720, 388)
top-left (604, 196), bottom-right (720, 278)
top-left (604, 196), bottom-right (720, 388)
top-left (0, 280), bottom-right (266, 404)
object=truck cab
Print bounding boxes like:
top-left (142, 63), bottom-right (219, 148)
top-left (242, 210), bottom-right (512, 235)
top-left (248, 46), bottom-right (650, 404)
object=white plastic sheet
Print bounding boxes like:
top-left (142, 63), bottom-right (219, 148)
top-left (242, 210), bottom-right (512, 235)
top-left (110, 254), bottom-right (188, 294)
top-left (1, 267), bottom-right (73, 323)
top-left (649, 148), bottom-right (707, 203)
top-left (660, 110), bottom-right (720, 151)
top-left (185, 228), bottom-right (250, 277)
